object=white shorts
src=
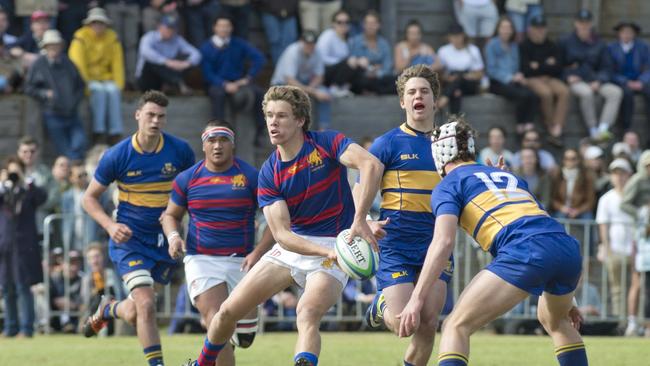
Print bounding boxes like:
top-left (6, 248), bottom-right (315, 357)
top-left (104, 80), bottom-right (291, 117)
top-left (184, 255), bottom-right (245, 306)
top-left (261, 235), bottom-right (348, 288)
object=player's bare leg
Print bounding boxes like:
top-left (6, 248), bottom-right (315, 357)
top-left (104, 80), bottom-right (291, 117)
top-left (131, 287), bottom-right (163, 352)
top-left (382, 283), bottom-right (414, 332)
top-left (195, 283), bottom-right (234, 366)
top-left (438, 270), bottom-right (528, 364)
top-left (537, 292), bottom-right (588, 365)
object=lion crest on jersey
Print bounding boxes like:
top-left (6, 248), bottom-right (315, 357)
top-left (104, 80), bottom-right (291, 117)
top-left (308, 149), bottom-right (324, 172)
top-left (232, 174), bottom-right (247, 188)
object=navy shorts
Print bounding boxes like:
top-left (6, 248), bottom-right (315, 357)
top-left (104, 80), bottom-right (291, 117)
top-left (109, 232), bottom-right (177, 285)
top-left (487, 232), bottom-right (582, 296)
top-left (376, 244), bottom-right (453, 291)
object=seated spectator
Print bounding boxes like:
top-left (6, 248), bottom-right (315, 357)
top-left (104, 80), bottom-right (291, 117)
top-left (393, 19), bottom-right (442, 74)
top-left (181, 0), bottom-right (219, 46)
top-left (0, 6), bottom-right (16, 45)
top-left (623, 131), bottom-right (642, 165)
top-left (561, 10), bottom-right (622, 142)
top-left (271, 31), bottom-right (332, 129)
top-left (69, 8), bottom-right (125, 146)
top-left (136, 14), bottom-right (201, 93)
top-left (608, 21), bottom-right (650, 134)
top-left (551, 148), bottom-right (596, 220)
top-left (348, 10), bottom-right (394, 95)
top-left (595, 158), bottom-right (635, 318)
top-left (0, 35), bottom-right (22, 93)
top-left (316, 10), bottom-right (355, 96)
top-left (342, 0), bottom-right (379, 37)
top-left (17, 136), bottom-right (52, 188)
top-left (505, 0), bottom-right (543, 41)
top-left (513, 147), bottom-right (552, 209)
top-left (486, 16), bottom-right (538, 134)
top-left (142, 0), bottom-right (179, 33)
top-left (25, 30), bottom-right (86, 161)
top-left (104, 0), bottom-right (144, 88)
top-left (437, 24), bottom-right (484, 114)
top-left (520, 15), bottom-right (569, 144)
top-left (452, 0), bottom-right (498, 48)
top-left (220, 0), bottom-right (252, 40)
top-left (49, 250), bottom-right (84, 333)
top-left (511, 129), bottom-right (557, 173)
top-left (478, 125), bottom-right (514, 167)
top-left (256, 0), bottom-right (298, 63)
top-left (200, 15), bottom-right (265, 134)
top-left (9, 10), bottom-right (50, 69)
top-left (62, 162), bottom-right (106, 250)
top-left (299, 0), bottom-right (342, 34)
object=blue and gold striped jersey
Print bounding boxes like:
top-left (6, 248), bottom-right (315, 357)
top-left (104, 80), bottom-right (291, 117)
top-left (94, 132), bottom-right (195, 236)
top-left (431, 162), bottom-right (566, 256)
top-left (369, 123), bottom-right (441, 250)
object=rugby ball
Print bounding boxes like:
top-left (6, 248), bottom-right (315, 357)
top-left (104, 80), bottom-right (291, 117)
top-left (335, 229), bottom-right (379, 280)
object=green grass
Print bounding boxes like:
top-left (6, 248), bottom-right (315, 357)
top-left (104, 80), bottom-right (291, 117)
top-left (0, 332), bottom-right (646, 365)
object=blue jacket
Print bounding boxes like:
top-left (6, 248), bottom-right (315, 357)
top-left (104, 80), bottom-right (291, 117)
top-left (200, 37), bottom-right (266, 87)
top-left (607, 39), bottom-right (650, 85)
top-left (485, 37), bottom-right (520, 84)
top-left (559, 32), bottom-right (611, 82)
top-left (348, 34), bottom-right (393, 77)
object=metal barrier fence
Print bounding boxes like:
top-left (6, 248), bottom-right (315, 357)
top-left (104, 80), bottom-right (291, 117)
top-left (0, 214), bottom-right (647, 335)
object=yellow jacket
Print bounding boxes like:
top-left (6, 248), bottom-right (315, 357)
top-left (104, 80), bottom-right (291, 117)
top-left (68, 26), bottom-right (125, 90)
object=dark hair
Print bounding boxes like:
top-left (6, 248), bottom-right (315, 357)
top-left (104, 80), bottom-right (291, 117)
top-left (522, 129), bottom-right (540, 142)
top-left (137, 90), bottom-right (169, 109)
top-left (331, 9), bottom-right (350, 23)
top-left (519, 147), bottom-right (543, 174)
top-left (494, 16), bottom-right (516, 43)
top-left (4, 155), bottom-right (25, 172)
top-left (395, 64), bottom-right (440, 100)
top-left (19, 135), bottom-right (39, 148)
top-left (404, 19), bottom-right (422, 39)
top-left (488, 125), bottom-right (507, 139)
top-left (205, 119), bottom-right (235, 132)
top-left (213, 13), bottom-right (234, 26)
top-left (364, 9), bottom-right (380, 23)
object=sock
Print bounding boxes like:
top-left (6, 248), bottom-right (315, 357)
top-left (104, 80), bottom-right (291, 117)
top-left (438, 352), bottom-right (468, 366)
top-left (102, 301), bottom-right (120, 320)
top-left (628, 315), bottom-right (637, 326)
top-left (197, 338), bottom-right (225, 366)
top-left (294, 352), bottom-right (318, 366)
top-left (143, 345), bottom-right (164, 366)
top-left (404, 361), bottom-right (415, 366)
top-left (555, 343), bottom-right (587, 366)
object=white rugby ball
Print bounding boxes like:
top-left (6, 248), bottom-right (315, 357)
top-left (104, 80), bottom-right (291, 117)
top-left (335, 229), bottom-right (379, 280)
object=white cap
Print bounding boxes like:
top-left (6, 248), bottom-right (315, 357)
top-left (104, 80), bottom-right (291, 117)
top-left (609, 158), bottom-right (633, 173)
top-left (612, 142), bottom-right (631, 157)
top-left (39, 29), bottom-right (64, 48)
top-left (584, 145), bottom-right (604, 160)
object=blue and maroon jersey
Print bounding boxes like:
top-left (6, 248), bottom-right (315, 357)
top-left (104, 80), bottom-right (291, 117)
top-left (170, 158), bottom-right (258, 256)
top-left (258, 130), bottom-right (355, 237)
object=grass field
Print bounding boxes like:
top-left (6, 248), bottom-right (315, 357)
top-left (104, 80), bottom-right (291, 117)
top-left (0, 332), bottom-right (647, 365)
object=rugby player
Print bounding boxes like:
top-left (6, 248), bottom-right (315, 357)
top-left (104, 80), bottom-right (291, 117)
top-left (183, 85), bottom-right (384, 366)
top-left (82, 91), bottom-right (195, 366)
top-left (398, 118), bottom-right (587, 366)
top-left (363, 64), bottom-right (452, 366)
top-left (162, 120), bottom-right (275, 366)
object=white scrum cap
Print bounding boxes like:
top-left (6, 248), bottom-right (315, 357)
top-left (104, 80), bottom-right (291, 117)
top-left (431, 120), bottom-right (475, 176)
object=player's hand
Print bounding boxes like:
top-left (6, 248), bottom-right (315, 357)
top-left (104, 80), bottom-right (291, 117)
top-left (367, 218), bottom-right (390, 241)
top-left (107, 222), bottom-right (132, 244)
top-left (568, 305), bottom-right (584, 330)
top-left (396, 298), bottom-right (423, 337)
top-left (484, 155), bottom-right (508, 171)
top-left (349, 218), bottom-right (379, 251)
top-left (325, 248), bottom-right (337, 261)
top-left (168, 236), bottom-right (185, 260)
top-left (241, 250), bottom-right (263, 272)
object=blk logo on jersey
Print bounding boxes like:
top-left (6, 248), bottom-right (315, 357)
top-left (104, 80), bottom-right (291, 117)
top-left (128, 259), bottom-right (144, 267)
top-left (127, 170), bottom-right (142, 177)
top-left (391, 270), bottom-right (408, 279)
top-left (400, 153), bottom-right (419, 160)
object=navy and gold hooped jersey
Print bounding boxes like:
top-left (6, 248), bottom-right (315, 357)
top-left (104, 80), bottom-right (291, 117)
top-left (94, 132), bottom-right (195, 236)
top-left (369, 123), bottom-right (441, 250)
top-left (431, 162), bottom-right (566, 256)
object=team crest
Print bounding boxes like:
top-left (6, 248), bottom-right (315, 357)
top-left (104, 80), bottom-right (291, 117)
top-left (308, 149), bottom-right (324, 172)
top-left (232, 174), bottom-right (247, 189)
top-left (321, 258), bottom-right (335, 269)
top-left (161, 162), bottom-right (177, 177)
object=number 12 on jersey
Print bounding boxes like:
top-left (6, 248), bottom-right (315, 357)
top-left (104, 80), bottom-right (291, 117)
top-left (473, 172), bottom-right (529, 201)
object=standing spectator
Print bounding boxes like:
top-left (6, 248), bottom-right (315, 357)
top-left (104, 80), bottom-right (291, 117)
top-left (486, 16), bottom-right (538, 134)
top-left (256, 0), bottom-right (298, 64)
top-left (453, 0), bottom-right (499, 48)
top-left (607, 21), bottom-right (650, 134)
top-left (142, 0), bottom-right (179, 32)
top-left (0, 156), bottom-right (47, 338)
top-left (551, 148), bottom-right (596, 220)
top-left (583, 145), bottom-right (610, 200)
top-left (520, 15), bottom-right (569, 144)
top-left (271, 31), bottom-right (332, 129)
top-left (17, 136), bottom-right (52, 188)
top-left (437, 24), bottom-right (484, 114)
top-left (200, 15), bottom-right (265, 133)
top-left (348, 10), bottom-right (394, 95)
top-left (49, 250), bottom-right (84, 333)
top-left (220, 0), bottom-right (252, 40)
top-left (394, 19), bottom-right (442, 74)
top-left (103, 0), bottom-right (144, 89)
top-left (181, 0), bottom-right (219, 47)
top-left (477, 125), bottom-right (514, 167)
top-left (561, 10), bottom-right (622, 142)
top-left (0, 6), bottom-right (16, 46)
top-left (621, 150), bottom-right (650, 218)
top-left (25, 30), bottom-right (86, 161)
top-left (299, 0), bottom-right (342, 34)
top-left (623, 131), bottom-right (642, 165)
top-left (136, 14), bottom-right (201, 93)
top-left (69, 7), bottom-right (125, 146)
top-left (505, 0), bottom-right (543, 41)
top-left (62, 163), bottom-right (106, 250)
top-left (315, 9), bottom-right (355, 95)
top-left (595, 158), bottom-right (636, 319)
top-left (514, 147), bottom-right (552, 209)
top-left (0, 35), bottom-right (23, 93)
top-left (9, 10), bottom-right (50, 70)
top-left (635, 204), bottom-right (650, 337)
top-left (41, 156), bottom-right (71, 247)
top-left (511, 129), bottom-right (557, 173)
top-left (57, 1), bottom-right (93, 44)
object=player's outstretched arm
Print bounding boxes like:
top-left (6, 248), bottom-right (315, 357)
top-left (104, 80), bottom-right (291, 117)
top-left (161, 200), bottom-right (187, 259)
top-left (83, 178), bottom-right (132, 244)
top-left (241, 225), bottom-right (275, 271)
top-left (339, 143), bottom-right (384, 249)
top-left (397, 214), bottom-right (458, 337)
top-left (263, 200), bottom-right (335, 259)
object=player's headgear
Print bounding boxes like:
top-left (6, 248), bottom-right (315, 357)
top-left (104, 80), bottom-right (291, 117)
top-left (431, 120), bottom-right (475, 177)
top-left (201, 126), bottom-right (235, 143)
